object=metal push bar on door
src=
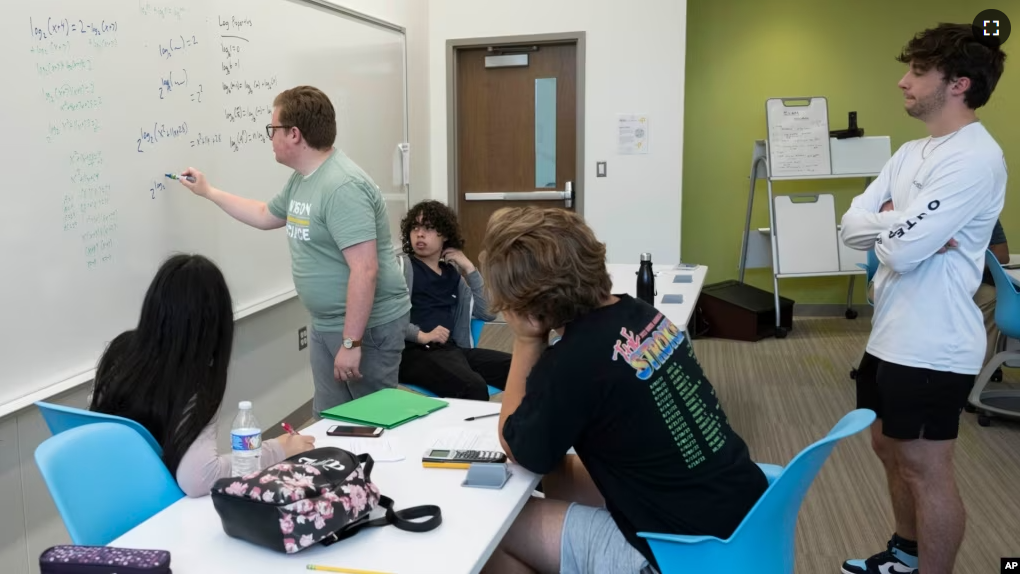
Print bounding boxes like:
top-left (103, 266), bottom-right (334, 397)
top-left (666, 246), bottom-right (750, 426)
top-left (464, 182), bottom-right (573, 208)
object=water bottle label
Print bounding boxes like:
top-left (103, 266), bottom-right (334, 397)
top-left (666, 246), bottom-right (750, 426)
top-left (231, 432), bottom-right (261, 451)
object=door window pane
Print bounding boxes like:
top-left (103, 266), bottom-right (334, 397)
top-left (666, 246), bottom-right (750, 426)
top-left (535, 77), bottom-right (557, 188)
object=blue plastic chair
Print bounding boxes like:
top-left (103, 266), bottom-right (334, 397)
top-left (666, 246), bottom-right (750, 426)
top-left (34, 401), bottom-right (162, 456)
top-left (638, 409), bottom-right (876, 574)
top-left (471, 317), bottom-right (485, 348)
top-left (402, 318), bottom-right (502, 398)
top-left (849, 250), bottom-right (880, 380)
top-left (35, 422), bottom-right (184, 545)
top-left (35, 401), bottom-right (163, 455)
top-left (969, 250), bottom-right (1020, 425)
top-left (855, 249), bottom-right (879, 306)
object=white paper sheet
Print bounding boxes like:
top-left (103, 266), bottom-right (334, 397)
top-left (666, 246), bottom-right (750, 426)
top-left (322, 436), bottom-right (404, 462)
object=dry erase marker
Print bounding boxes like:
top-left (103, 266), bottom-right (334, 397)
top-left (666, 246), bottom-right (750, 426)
top-left (165, 173), bottom-right (196, 183)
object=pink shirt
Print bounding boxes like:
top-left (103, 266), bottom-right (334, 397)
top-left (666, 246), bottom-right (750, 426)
top-left (176, 421), bottom-right (286, 497)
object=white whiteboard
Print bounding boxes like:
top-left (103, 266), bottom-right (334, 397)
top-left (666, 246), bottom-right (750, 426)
top-left (774, 194), bottom-right (840, 275)
top-left (765, 97), bottom-right (831, 177)
top-left (0, 0), bottom-right (408, 415)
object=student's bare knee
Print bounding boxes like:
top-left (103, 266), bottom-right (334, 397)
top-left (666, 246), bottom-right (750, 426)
top-left (895, 440), bottom-right (955, 487)
top-left (500, 498), bottom-right (569, 574)
top-left (870, 423), bottom-right (897, 466)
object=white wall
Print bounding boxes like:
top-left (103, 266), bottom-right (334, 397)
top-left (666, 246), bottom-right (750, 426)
top-left (0, 2), bottom-right (429, 573)
top-left (428, 0), bottom-right (687, 263)
top-left (324, 0), bottom-right (432, 204)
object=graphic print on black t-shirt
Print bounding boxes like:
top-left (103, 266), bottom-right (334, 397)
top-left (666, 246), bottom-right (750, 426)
top-left (611, 312), bottom-right (728, 470)
top-left (502, 295), bottom-right (767, 568)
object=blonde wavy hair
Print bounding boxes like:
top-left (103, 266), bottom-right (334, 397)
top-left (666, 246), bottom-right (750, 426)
top-left (479, 207), bottom-right (612, 330)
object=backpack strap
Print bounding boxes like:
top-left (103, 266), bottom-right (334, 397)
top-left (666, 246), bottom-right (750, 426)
top-left (321, 496), bottom-right (443, 546)
top-left (320, 455), bottom-right (442, 547)
top-left (368, 495), bottom-right (443, 532)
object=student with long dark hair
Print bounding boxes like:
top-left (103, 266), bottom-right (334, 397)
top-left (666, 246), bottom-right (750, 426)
top-left (90, 254), bottom-right (314, 497)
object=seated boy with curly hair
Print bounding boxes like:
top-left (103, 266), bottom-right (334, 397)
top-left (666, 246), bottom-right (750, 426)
top-left (397, 200), bottom-right (511, 400)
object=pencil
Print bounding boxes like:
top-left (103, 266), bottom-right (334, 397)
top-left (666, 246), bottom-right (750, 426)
top-left (464, 412), bottom-right (499, 421)
top-left (306, 565), bottom-right (394, 574)
top-left (422, 462), bottom-right (471, 469)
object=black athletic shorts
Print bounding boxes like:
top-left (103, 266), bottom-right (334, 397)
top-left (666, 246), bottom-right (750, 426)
top-left (855, 352), bottom-right (975, 440)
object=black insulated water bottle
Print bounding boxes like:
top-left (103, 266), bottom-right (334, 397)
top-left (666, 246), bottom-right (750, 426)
top-left (637, 252), bottom-right (655, 305)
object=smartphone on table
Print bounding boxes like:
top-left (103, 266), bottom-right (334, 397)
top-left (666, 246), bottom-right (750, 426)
top-left (326, 425), bottom-right (384, 438)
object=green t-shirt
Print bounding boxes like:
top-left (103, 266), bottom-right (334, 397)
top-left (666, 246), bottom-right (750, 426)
top-left (267, 149), bottom-right (410, 332)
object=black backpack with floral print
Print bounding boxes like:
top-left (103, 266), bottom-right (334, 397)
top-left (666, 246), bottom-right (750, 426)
top-left (210, 447), bottom-right (441, 553)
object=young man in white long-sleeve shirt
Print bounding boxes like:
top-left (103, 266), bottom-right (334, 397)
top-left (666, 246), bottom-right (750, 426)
top-left (839, 24), bottom-right (1007, 574)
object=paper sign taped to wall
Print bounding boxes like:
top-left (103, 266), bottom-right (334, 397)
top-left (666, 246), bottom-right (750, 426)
top-left (618, 114), bottom-right (649, 154)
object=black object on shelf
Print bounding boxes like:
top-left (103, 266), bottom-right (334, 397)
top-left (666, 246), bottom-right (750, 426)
top-left (830, 111), bottom-right (865, 139)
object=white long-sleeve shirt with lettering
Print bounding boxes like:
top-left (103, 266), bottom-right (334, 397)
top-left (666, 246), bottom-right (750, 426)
top-left (839, 122), bottom-right (1007, 374)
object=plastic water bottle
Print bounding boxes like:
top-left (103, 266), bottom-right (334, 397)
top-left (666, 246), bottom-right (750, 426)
top-left (231, 401), bottom-right (262, 477)
top-left (637, 252), bottom-right (655, 305)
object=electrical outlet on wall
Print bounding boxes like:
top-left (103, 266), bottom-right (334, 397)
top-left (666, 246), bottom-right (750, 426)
top-left (298, 326), bottom-right (308, 350)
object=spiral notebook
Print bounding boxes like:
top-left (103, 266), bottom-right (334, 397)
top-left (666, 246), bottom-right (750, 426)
top-left (320, 388), bottom-right (448, 429)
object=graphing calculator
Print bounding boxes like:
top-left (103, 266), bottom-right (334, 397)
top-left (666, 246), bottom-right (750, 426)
top-left (422, 448), bottom-right (507, 468)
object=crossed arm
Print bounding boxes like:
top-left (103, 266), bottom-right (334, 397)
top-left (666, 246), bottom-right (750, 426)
top-left (840, 155), bottom-right (995, 274)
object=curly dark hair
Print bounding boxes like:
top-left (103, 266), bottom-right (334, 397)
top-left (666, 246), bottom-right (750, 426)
top-left (400, 200), bottom-right (466, 256)
top-left (896, 23), bottom-right (1007, 109)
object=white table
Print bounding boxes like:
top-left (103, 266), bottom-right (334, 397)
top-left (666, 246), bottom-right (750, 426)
top-left (112, 400), bottom-right (540, 574)
top-left (607, 263), bottom-right (708, 332)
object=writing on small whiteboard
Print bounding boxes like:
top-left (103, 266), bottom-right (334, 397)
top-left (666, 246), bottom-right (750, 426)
top-left (766, 98), bottom-right (831, 177)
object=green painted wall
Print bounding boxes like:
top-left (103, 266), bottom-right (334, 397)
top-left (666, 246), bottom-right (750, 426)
top-left (682, 0), bottom-right (1019, 305)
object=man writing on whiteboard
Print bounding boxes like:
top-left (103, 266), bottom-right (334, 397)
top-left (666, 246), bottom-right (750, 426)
top-left (177, 85), bottom-right (410, 416)
top-left (839, 24), bottom-right (1006, 574)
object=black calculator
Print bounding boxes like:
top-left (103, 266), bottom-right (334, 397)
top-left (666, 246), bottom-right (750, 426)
top-left (422, 448), bottom-right (507, 465)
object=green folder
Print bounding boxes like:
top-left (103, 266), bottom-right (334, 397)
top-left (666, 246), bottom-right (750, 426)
top-left (320, 388), bottom-right (449, 429)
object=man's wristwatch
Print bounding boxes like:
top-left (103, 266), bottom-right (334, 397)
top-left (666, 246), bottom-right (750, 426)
top-left (342, 337), bottom-right (362, 350)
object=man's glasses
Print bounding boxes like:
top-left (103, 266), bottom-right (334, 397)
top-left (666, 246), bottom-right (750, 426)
top-left (265, 124), bottom-right (292, 138)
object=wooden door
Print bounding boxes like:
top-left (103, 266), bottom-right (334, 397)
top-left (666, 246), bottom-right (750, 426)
top-left (454, 42), bottom-right (578, 263)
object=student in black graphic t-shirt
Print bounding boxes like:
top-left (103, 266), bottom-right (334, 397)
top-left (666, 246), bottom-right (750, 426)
top-left (478, 207), bottom-right (768, 574)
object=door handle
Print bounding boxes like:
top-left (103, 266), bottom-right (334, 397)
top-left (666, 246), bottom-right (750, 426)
top-left (465, 181), bottom-right (574, 208)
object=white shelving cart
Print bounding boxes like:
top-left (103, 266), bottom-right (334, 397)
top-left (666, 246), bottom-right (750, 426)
top-left (737, 138), bottom-right (888, 338)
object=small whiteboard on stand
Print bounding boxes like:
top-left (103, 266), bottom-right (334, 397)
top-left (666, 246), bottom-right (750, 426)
top-left (766, 97), bottom-right (832, 177)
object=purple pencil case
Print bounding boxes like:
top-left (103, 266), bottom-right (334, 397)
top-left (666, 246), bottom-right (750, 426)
top-left (39, 545), bottom-right (171, 574)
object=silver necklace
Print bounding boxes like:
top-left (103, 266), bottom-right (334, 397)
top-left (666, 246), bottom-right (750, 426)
top-left (912, 128), bottom-right (966, 187)
top-left (921, 129), bottom-right (962, 159)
